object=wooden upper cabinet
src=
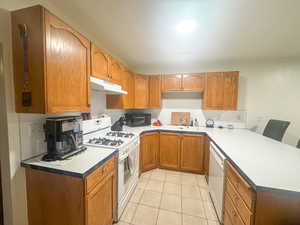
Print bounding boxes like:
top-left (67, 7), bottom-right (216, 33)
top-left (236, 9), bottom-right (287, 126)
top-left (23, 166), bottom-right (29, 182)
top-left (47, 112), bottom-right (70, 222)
top-left (122, 70), bottom-right (134, 108)
top-left (203, 71), bottom-right (239, 110)
top-left (203, 72), bottom-right (225, 110)
top-left (159, 132), bottom-right (181, 170)
top-left (140, 132), bottom-right (159, 172)
top-left (44, 10), bottom-right (90, 113)
top-left (180, 134), bottom-right (204, 173)
top-left (162, 74), bottom-right (182, 91)
top-left (148, 75), bottom-right (162, 108)
top-left (134, 74), bottom-right (149, 108)
top-left (109, 57), bottom-right (123, 85)
top-left (91, 43), bottom-right (110, 81)
top-left (223, 71), bottom-right (239, 110)
top-left (12, 5), bottom-right (90, 113)
top-left (91, 44), bottom-right (122, 85)
top-left (182, 74), bottom-right (205, 91)
top-left (106, 70), bottom-right (134, 109)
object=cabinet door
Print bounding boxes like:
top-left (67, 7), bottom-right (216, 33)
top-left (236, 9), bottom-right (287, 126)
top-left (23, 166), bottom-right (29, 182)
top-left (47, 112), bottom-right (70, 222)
top-left (203, 72), bottom-right (224, 110)
top-left (162, 74), bottom-right (182, 91)
top-left (44, 10), bottom-right (90, 113)
top-left (86, 175), bottom-right (114, 225)
top-left (182, 73), bottom-right (205, 91)
top-left (122, 70), bottom-right (134, 108)
top-left (91, 43), bottom-right (110, 81)
top-left (109, 57), bottom-right (122, 84)
top-left (180, 134), bottom-right (204, 173)
top-left (140, 132), bottom-right (159, 172)
top-left (159, 132), bottom-right (181, 170)
top-left (134, 74), bottom-right (149, 108)
top-left (149, 75), bottom-right (161, 108)
top-left (223, 71), bottom-right (239, 110)
top-left (203, 136), bottom-right (210, 182)
top-left (106, 70), bottom-right (134, 109)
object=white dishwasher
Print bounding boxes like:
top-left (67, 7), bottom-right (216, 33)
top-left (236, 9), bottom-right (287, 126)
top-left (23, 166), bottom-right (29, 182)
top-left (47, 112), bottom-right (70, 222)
top-left (208, 142), bottom-right (226, 223)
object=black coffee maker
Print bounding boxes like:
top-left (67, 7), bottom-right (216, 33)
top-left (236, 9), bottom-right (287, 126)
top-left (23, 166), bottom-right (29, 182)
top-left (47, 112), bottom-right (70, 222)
top-left (42, 116), bottom-right (86, 161)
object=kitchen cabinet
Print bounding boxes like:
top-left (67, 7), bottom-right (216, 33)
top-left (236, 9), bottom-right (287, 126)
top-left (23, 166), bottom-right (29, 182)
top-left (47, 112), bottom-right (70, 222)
top-left (141, 132), bottom-right (205, 173)
top-left (12, 5), bottom-right (90, 114)
top-left (86, 175), bottom-right (114, 225)
top-left (203, 71), bottom-right (239, 110)
top-left (223, 71), bottom-right (239, 110)
top-left (159, 132), bottom-right (181, 170)
top-left (110, 57), bottom-right (123, 85)
top-left (106, 70), bottom-right (134, 109)
top-left (180, 134), bottom-right (204, 173)
top-left (224, 160), bottom-right (300, 225)
top-left (134, 74), bottom-right (149, 108)
top-left (91, 43), bottom-right (122, 85)
top-left (182, 73), bottom-right (205, 91)
top-left (224, 160), bottom-right (256, 225)
top-left (25, 156), bottom-right (116, 225)
top-left (148, 75), bottom-right (162, 108)
top-left (140, 132), bottom-right (159, 172)
top-left (203, 72), bottom-right (224, 110)
top-left (203, 135), bottom-right (210, 182)
top-left (162, 73), bottom-right (205, 92)
top-left (91, 43), bottom-right (110, 82)
top-left (162, 74), bottom-right (182, 91)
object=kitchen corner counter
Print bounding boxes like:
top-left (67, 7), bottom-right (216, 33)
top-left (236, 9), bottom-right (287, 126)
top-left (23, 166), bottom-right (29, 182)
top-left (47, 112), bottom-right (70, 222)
top-left (21, 147), bottom-right (117, 178)
top-left (124, 125), bottom-right (300, 193)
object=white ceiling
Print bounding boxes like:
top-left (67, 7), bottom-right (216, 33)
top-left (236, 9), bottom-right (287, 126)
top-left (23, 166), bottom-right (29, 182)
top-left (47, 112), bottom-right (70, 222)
top-left (3, 0), bottom-right (300, 72)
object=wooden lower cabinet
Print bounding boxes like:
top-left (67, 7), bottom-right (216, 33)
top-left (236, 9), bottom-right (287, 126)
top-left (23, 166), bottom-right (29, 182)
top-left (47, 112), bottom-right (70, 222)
top-left (140, 132), bottom-right (205, 173)
top-left (86, 175), bottom-right (114, 225)
top-left (203, 135), bottom-right (210, 182)
top-left (159, 132), bottom-right (181, 170)
top-left (180, 134), bottom-right (204, 173)
top-left (224, 160), bottom-right (300, 225)
top-left (25, 156), bottom-right (116, 225)
top-left (140, 132), bottom-right (159, 172)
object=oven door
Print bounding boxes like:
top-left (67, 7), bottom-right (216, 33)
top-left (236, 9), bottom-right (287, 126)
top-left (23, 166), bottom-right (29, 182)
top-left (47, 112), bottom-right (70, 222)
top-left (117, 139), bottom-right (139, 218)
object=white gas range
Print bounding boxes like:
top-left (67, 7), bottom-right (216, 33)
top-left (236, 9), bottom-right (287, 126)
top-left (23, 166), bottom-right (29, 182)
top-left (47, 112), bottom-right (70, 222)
top-left (82, 117), bottom-right (140, 220)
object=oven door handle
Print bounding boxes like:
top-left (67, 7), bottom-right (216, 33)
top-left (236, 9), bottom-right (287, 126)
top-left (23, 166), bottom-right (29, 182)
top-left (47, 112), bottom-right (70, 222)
top-left (119, 141), bottom-right (139, 162)
top-left (119, 152), bottom-right (129, 161)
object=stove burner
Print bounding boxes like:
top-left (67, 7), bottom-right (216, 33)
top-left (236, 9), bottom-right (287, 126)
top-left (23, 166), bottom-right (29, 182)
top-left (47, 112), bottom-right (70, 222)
top-left (88, 137), bottom-right (124, 147)
top-left (106, 131), bottom-right (135, 138)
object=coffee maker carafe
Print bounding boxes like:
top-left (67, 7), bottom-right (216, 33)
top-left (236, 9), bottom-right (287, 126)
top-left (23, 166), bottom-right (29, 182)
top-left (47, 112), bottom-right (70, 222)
top-left (42, 116), bottom-right (86, 161)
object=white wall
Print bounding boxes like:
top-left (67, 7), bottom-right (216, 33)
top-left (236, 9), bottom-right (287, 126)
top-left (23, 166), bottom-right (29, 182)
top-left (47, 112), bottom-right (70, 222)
top-left (0, 9), bottom-right (27, 225)
top-left (238, 60), bottom-right (300, 145)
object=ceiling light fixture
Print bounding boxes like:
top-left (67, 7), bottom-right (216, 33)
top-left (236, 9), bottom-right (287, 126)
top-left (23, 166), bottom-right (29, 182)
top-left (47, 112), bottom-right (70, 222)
top-left (176, 20), bottom-right (196, 33)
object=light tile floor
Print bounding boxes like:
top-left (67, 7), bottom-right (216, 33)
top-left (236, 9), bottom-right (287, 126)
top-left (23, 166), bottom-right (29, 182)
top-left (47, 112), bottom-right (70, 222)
top-left (117, 169), bottom-right (220, 225)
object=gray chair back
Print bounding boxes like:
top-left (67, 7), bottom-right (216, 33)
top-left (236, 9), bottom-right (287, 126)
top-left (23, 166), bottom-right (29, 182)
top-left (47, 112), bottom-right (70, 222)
top-left (297, 140), bottom-right (300, 149)
top-left (262, 119), bottom-right (290, 142)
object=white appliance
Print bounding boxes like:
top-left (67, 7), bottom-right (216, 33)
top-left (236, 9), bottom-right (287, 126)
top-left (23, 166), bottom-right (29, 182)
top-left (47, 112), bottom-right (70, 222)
top-left (208, 142), bottom-right (226, 223)
top-left (82, 117), bottom-right (139, 220)
top-left (90, 76), bottom-right (128, 95)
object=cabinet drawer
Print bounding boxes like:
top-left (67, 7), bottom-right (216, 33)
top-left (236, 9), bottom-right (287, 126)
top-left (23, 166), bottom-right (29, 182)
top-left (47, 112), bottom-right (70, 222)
top-left (86, 156), bottom-right (115, 193)
top-left (226, 161), bottom-right (256, 211)
top-left (224, 193), bottom-right (245, 225)
top-left (226, 179), bottom-right (254, 225)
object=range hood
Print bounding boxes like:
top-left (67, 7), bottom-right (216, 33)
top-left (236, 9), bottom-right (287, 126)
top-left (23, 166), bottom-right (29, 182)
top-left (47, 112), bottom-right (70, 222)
top-left (90, 76), bottom-right (127, 95)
